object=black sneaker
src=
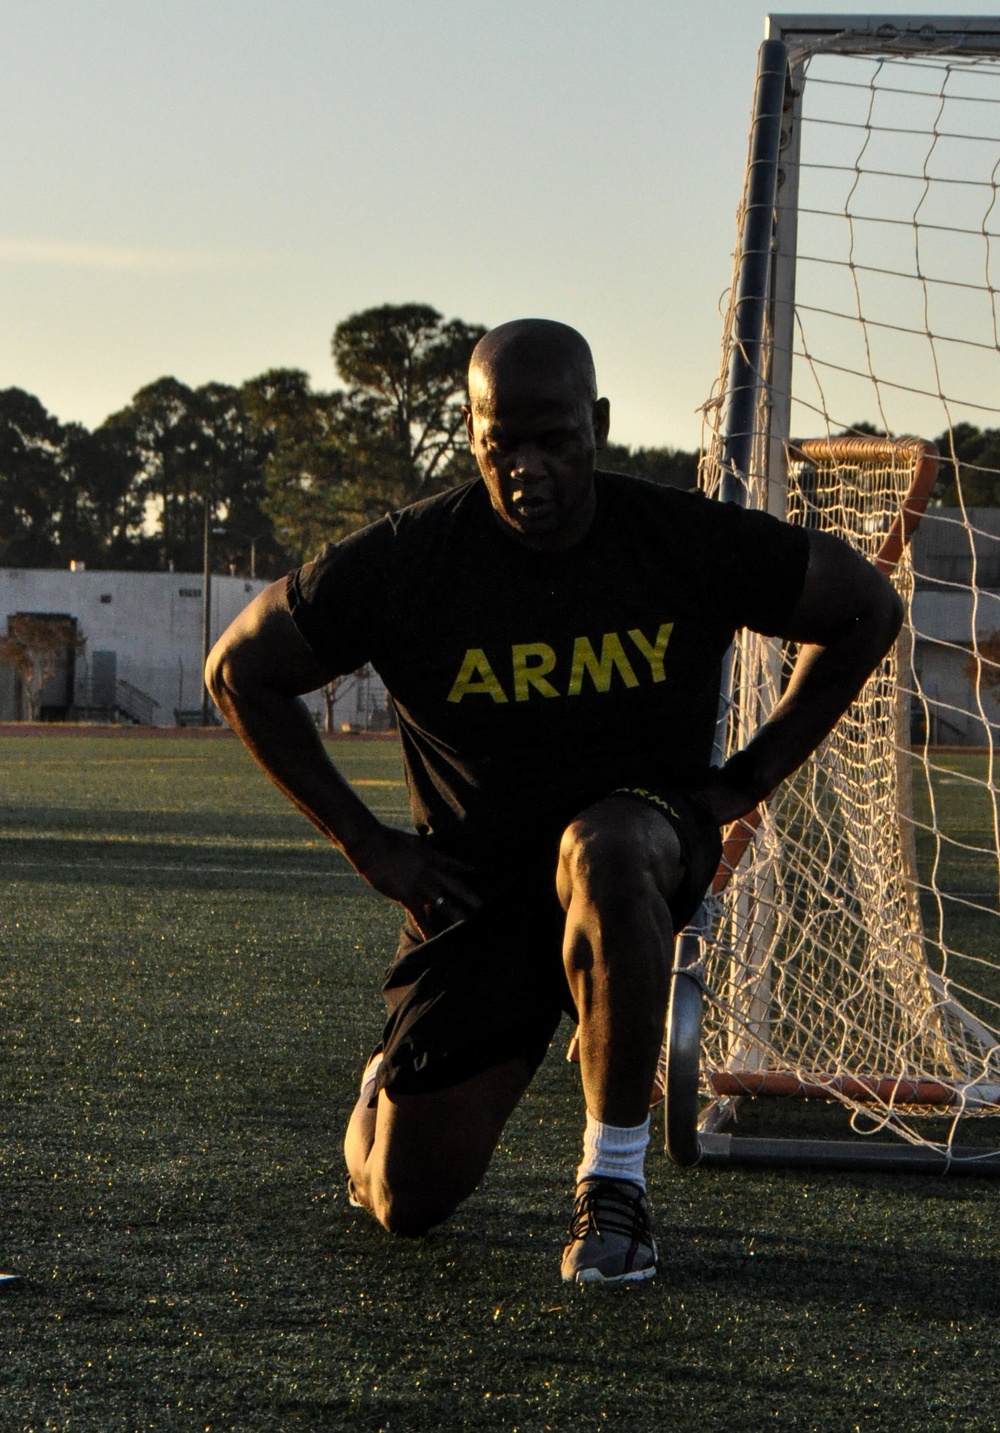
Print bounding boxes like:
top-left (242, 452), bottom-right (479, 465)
top-left (560, 1177), bottom-right (658, 1284)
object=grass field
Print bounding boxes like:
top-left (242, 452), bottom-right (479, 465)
top-left (3, 731), bottom-right (1000, 1432)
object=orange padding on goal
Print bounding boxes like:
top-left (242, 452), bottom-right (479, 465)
top-left (709, 1071), bottom-right (977, 1106)
top-left (711, 809), bottom-right (762, 895)
top-left (787, 437), bottom-right (940, 579)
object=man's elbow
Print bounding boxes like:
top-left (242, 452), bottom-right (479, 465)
top-left (205, 586), bottom-right (331, 714)
top-left (204, 636), bottom-right (238, 715)
top-left (873, 575), bottom-right (905, 658)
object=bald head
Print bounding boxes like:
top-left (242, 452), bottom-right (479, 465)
top-left (462, 318), bottom-right (609, 551)
top-left (468, 319), bottom-right (598, 416)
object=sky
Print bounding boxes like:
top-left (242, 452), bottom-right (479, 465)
top-left (4, 0), bottom-right (1000, 453)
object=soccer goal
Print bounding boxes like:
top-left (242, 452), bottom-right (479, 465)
top-left (667, 14), bottom-right (1000, 1172)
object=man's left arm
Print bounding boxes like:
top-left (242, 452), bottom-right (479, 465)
top-left (694, 527), bottom-right (905, 827)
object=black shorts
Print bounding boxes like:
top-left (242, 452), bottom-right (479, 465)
top-left (375, 787), bottom-right (722, 1099)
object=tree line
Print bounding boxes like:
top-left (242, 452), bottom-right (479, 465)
top-left (7, 301), bottom-right (991, 581)
top-left (843, 421), bottom-right (1000, 506)
top-left (0, 303), bottom-right (699, 579)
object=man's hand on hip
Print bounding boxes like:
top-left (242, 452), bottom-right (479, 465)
top-left (347, 824), bottom-right (482, 937)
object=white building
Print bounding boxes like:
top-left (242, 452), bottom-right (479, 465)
top-left (0, 566), bottom-right (389, 730)
top-left (5, 507), bottom-right (998, 742)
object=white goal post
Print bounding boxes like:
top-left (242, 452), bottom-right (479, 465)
top-left (670, 15), bottom-right (1000, 1172)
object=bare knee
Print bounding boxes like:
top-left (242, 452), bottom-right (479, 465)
top-left (347, 1061), bottom-right (532, 1238)
top-left (345, 1142), bottom-right (477, 1236)
top-left (366, 1170), bottom-right (478, 1238)
top-left (557, 800), bottom-right (682, 914)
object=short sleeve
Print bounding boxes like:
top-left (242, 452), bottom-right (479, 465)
top-left (286, 517), bottom-right (395, 675)
top-left (711, 501), bottom-right (810, 635)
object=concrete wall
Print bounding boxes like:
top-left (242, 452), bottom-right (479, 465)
top-left (14, 510), bottom-right (1000, 743)
top-left (0, 568), bottom-right (389, 729)
top-left (909, 511), bottom-right (1000, 744)
top-left (911, 507), bottom-right (1000, 589)
top-left (912, 590), bottom-right (1000, 744)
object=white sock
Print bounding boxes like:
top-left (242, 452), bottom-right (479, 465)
top-left (576, 1112), bottom-right (650, 1190)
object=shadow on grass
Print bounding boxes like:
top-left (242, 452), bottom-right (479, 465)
top-left (663, 1198), bottom-right (1000, 1317)
top-left (5, 1095), bottom-right (1000, 1429)
top-left (0, 833), bottom-right (359, 890)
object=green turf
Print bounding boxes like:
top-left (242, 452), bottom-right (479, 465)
top-left (3, 733), bottom-right (1000, 1431)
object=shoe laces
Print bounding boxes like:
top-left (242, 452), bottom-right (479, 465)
top-left (568, 1179), bottom-right (650, 1244)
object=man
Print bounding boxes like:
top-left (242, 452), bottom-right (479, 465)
top-left (207, 319), bottom-right (902, 1284)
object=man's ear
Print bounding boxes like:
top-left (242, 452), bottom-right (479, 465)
top-left (462, 404), bottom-right (475, 449)
top-left (593, 397), bottom-right (611, 450)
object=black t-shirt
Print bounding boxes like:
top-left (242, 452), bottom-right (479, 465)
top-left (287, 472), bottom-right (809, 869)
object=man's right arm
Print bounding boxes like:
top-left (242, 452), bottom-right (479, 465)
top-left (205, 581), bottom-right (479, 933)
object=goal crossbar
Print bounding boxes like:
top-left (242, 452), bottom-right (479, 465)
top-left (767, 14), bottom-right (1000, 56)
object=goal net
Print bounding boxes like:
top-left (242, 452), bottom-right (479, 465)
top-left (691, 16), bottom-right (1000, 1167)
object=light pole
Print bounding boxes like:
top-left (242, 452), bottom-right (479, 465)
top-left (201, 496), bottom-right (213, 727)
top-left (214, 526), bottom-right (267, 579)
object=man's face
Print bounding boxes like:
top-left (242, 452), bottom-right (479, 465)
top-left (463, 366), bottom-right (610, 551)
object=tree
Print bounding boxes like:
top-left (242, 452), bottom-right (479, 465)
top-left (0, 614), bottom-right (83, 719)
top-left (259, 307), bottom-right (487, 557)
top-left (102, 378), bottom-right (278, 573)
top-left (331, 303), bottom-right (485, 500)
top-left (0, 387), bottom-right (159, 569)
top-left (318, 667), bottom-right (373, 734)
top-left (933, 424), bottom-right (1000, 506)
top-left (0, 302), bottom-right (711, 570)
top-left (102, 377), bottom-right (207, 569)
top-left (244, 368), bottom-right (355, 563)
top-left (0, 635), bottom-right (34, 705)
top-left (59, 421), bottom-right (149, 569)
top-left (194, 381), bottom-right (278, 575)
top-left (0, 389), bottom-right (66, 565)
top-left (829, 422), bottom-right (1000, 508)
top-left (599, 442), bottom-right (699, 490)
